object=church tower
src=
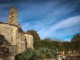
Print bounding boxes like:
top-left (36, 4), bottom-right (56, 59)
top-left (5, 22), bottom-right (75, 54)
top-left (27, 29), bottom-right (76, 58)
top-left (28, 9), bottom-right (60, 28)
top-left (8, 6), bottom-right (20, 27)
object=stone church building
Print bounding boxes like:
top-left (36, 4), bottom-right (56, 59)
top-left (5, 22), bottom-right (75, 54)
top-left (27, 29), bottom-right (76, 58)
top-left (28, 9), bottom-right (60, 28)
top-left (0, 6), bottom-right (33, 57)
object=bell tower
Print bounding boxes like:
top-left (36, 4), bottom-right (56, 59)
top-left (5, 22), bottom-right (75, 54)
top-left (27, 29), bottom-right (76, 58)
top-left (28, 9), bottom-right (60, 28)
top-left (8, 6), bottom-right (20, 27)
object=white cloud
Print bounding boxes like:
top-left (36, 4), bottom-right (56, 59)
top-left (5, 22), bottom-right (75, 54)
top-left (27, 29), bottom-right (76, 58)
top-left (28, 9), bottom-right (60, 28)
top-left (22, 23), bottom-right (30, 31)
top-left (49, 15), bottom-right (80, 32)
top-left (38, 16), bottom-right (80, 39)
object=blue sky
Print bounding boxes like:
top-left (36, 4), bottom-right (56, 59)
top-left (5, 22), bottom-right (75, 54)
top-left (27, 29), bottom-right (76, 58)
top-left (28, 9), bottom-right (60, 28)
top-left (0, 0), bottom-right (80, 41)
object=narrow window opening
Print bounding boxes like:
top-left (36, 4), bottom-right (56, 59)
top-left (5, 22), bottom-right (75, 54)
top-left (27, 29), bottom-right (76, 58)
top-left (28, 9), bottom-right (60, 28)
top-left (11, 37), bottom-right (13, 42)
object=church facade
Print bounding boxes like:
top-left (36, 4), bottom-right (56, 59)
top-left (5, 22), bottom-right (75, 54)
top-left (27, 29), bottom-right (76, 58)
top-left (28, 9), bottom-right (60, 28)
top-left (0, 7), bottom-right (33, 54)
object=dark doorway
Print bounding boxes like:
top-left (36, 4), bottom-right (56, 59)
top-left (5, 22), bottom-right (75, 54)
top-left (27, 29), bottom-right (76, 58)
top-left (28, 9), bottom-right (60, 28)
top-left (0, 34), bottom-right (10, 53)
top-left (0, 34), bottom-right (10, 45)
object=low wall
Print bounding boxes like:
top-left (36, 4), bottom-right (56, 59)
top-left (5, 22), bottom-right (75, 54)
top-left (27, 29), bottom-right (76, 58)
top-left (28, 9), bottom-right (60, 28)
top-left (0, 56), bottom-right (15, 60)
top-left (44, 59), bottom-right (54, 60)
top-left (0, 58), bottom-right (3, 60)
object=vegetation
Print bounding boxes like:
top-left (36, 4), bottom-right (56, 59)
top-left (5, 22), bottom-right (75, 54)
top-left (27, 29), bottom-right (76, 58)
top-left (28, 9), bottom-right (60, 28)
top-left (71, 33), bottom-right (80, 50)
top-left (34, 39), bottom-right (75, 52)
top-left (1, 29), bottom-right (79, 59)
top-left (26, 30), bottom-right (75, 51)
top-left (33, 32), bottom-right (80, 52)
top-left (17, 48), bottom-right (57, 60)
top-left (0, 27), bottom-right (79, 60)
top-left (27, 30), bottom-right (40, 42)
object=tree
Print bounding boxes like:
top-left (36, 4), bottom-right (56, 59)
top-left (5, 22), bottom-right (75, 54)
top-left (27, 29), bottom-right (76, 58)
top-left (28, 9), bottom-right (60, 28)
top-left (61, 42), bottom-right (75, 51)
top-left (71, 33), bottom-right (80, 50)
top-left (27, 30), bottom-right (40, 42)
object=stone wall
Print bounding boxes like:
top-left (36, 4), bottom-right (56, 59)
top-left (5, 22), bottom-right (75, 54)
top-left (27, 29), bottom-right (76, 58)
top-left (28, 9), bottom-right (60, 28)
top-left (8, 7), bottom-right (20, 27)
top-left (0, 56), bottom-right (15, 60)
top-left (0, 58), bottom-right (3, 60)
top-left (16, 30), bottom-right (26, 54)
top-left (0, 6), bottom-right (34, 60)
top-left (0, 23), bottom-right (26, 54)
top-left (25, 34), bottom-right (33, 49)
top-left (0, 23), bottom-right (17, 45)
top-left (0, 22), bottom-right (34, 54)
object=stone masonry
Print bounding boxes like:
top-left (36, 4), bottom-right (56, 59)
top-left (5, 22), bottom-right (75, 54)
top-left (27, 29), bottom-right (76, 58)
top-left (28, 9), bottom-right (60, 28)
top-left (0, 6), bottom-right (33, 59)
top-left (8, 7), bottom-right (20, 27)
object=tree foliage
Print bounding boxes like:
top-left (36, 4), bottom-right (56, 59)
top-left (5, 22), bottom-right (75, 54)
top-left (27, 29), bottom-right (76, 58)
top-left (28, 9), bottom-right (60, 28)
top-left (71, 33), bottom-right (80, 50)
top-left (27, 30), bottom-right (40, 42)
top-left (34, 37), bottom-right (76, 52)
top-left (61, 42), bottom-right (75, 51)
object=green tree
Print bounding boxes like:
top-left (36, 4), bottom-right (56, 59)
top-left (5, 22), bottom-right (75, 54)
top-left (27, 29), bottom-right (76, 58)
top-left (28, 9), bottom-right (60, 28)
top-left (34, 40), bottom-right (49, 50)
top-left (27, 30), bottom-right (40, 42)
top-left (61, 42), bottom-right (74, 51)
top-left (71, 33), bottom-right (80, 50)
top-left (52, 41), bottom-right (59, 50)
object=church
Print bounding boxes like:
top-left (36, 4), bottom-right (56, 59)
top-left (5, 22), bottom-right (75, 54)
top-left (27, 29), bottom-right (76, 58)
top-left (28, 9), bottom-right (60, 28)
top-left (0, 7), bottom-right (33, 55)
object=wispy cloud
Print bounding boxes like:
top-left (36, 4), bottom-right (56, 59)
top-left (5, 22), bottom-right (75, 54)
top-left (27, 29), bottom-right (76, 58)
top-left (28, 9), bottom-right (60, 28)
top-left (0, 0), bottom-right (80, 41)
top-left (49, 16), bottom-right (80, 31)
top-left (38, 16), bottom-right (80, 39)
top-left (22, 23), bottom-right (30, 31)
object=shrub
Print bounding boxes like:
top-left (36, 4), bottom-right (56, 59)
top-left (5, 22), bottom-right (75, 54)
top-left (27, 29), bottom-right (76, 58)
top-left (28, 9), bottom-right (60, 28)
top-left (17, 48), bottom-right (57, 60)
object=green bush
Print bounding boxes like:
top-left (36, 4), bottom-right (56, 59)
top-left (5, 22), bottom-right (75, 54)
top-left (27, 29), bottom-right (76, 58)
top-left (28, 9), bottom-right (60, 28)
top-left (17, 48), bottom-right (57, 60)
top-left (40, 48), bottom-right (49, 54)
top-left (18, 48), bottom-right (33, 60)
top-left (40, 48), bottom-right (57, 59)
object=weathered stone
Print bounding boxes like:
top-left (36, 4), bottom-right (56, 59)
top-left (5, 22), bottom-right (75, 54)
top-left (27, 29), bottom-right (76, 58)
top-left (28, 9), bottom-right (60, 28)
top-left (8, 6), bottom-right (20, 27)
top-left (0, 6), bottom-right (34, 56)
top-left (25, 34), bottom-right (33, 49)
top-left (8, 56), bottom-right (15, 60)
top-left (0, 58), bottom-right (3, 60)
